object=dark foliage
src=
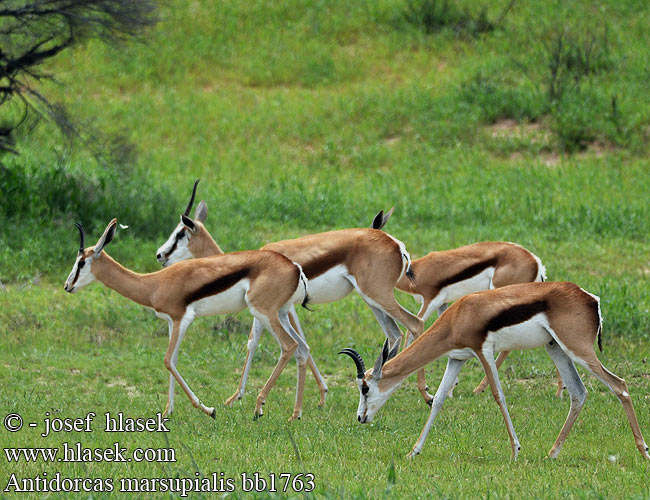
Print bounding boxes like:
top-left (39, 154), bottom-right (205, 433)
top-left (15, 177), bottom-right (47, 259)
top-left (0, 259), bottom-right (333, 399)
top-left (0, 0), bottom-right (158, 153)
top-left (402, 0), bottom-right (515, 37)
top-left (539, 26), bottom-right (613, 102)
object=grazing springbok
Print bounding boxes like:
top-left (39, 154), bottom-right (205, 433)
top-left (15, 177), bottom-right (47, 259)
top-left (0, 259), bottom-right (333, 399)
top-left (340, 282), bottom-right (649, 460)
top-left (392, 239), bottom-right (552, 400)
top-left (156, 181), bottom-right (424, 406)
top-left (64, 219), bottom-right (314, 420)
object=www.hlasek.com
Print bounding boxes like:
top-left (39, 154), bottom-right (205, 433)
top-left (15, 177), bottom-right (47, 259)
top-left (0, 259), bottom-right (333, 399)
top-left (2, 411), bottom-right (315, 495)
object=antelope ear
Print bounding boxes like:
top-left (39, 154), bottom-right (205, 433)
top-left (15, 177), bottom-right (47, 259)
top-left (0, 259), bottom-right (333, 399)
top-left (372, 339), bottom-right (391, 380)
top-left (371, 207), bottom-right (394, 230)
top-left (180, 214), bottom-right (197, 233)
top-left (371, 210), bottom-right (384, 229)
top-left (386, 337), bottom-right (400, 362)
top-left (94, 219), bottom-right (118, 257)
top-left (194, 200), bottom-right (208, 223)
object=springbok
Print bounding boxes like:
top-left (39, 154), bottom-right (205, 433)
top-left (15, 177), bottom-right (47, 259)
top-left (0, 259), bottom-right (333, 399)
top-left (391, 239), bottom-right (552, 400)
top-left (156, 181), bottom-right (424, 406)
top-left (340, 282), bottom-right (649, 460)
top-left (65, 219), bottom-right (314, 420)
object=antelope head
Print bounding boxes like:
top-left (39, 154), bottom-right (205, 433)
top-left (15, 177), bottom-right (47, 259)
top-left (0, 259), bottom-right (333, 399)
top-left (156, 179), bottom-right (209, 267)
top-left (64, 219), bottom-right (117, 293)
top-left (339, 339), bottom-right (401, 423)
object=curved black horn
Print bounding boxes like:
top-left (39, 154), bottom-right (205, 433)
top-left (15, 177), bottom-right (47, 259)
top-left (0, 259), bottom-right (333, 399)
top-left (74, 222), bottom-right (85, 253)
top-left (338, 348), bottom-right (366, 378)
top-left (183, 179), bottom-right (201, 216)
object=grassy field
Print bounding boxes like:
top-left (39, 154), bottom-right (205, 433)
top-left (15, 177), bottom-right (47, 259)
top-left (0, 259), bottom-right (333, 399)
top-left (1, 0), bottom-right (649, 498)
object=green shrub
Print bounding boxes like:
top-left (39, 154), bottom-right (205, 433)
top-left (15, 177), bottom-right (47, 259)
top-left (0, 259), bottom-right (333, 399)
top-left (0, 152), bottom-right (178, 280)
top-left (402, 0), bottom-right (494, 37)
top-left (0, 154), bottom-right (177, 236)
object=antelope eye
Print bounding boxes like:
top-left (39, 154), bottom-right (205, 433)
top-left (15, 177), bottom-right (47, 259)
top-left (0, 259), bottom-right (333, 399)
top-left (361, 385), bottom-right (369, 396)
top-left (78, 259), bottom-right (85, 269)
top-left (176, 229), bottom-right (186, 241)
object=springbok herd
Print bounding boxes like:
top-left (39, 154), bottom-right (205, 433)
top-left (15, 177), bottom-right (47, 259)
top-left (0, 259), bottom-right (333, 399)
top-left (64, 180), bottom-right (649, 460)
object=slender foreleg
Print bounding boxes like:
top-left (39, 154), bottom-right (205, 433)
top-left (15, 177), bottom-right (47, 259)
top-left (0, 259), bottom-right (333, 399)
top-left (407, 358), bottom-right (467, 458)
top-left (289, 306), bottom-right (328, 406)
top-left (164, 314), bottom-right (215, 418)
top-left (253, 315), bottom-right (303, 420)
top-left (544, 341), bottom-right (587, 458)
top-left (473, 351), bottom-right (512, 395)
top-left (475, 350), bottom-right (521, 460)
top-left (224, 317), bottom-right (265, 407)
top-left (279, 311), bottom-right (310, 420)
top-left (162, 317), bottom-right (176, 416)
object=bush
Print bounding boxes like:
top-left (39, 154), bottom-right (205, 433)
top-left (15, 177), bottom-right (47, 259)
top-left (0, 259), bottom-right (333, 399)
top-left (402, 0), bottom-right (496, 37)
top-left (460, 23), bottom-right (631, 152)
top-left (539, 26), bottom-right (614, 102)
top-left (0, 153), bottom-right (178, 280)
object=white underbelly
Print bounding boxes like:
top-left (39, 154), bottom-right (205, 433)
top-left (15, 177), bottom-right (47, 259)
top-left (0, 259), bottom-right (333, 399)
top-left (447, 348), bottom-right (475, 360)
top-left (485, 313), bottom-right (552, 352)
top-left (307, 264), bottom-right (354, 304)
top-left (192, 280), bottom-right (249, 316)
top-left (438, 266), bottom-right (495, 303)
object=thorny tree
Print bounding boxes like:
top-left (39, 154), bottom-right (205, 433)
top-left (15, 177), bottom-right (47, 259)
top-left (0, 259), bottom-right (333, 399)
top-left (0, 0), bottom-right (157, 153)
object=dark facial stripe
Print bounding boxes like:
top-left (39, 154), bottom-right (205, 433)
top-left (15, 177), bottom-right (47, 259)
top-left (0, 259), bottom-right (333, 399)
top-left (184, 268), bottom-right (250, 306)
top-left (485, 300), bottom-right (548, 333)
top-left (301, 248), bottom-right (347, 280)
top-left (70, 257), bottom-right (85, 288)
top-left (164, 229), bottom-right (186, 260)
top-left (438, 257), bottom-right (498, 289)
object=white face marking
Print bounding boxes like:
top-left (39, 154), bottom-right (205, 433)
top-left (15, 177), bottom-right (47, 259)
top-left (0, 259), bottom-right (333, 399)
top-left (356, 375), bottom-right (402, 424)
top-left (64, 255), bottom-right (96, 293)
top-left (156, 223), bottom-right (193, 267)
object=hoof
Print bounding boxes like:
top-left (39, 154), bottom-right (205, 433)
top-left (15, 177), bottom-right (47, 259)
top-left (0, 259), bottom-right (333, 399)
top-left (426, 398), bottom-right (433, 408)
top-left (210, 408), bottom-right (216, 419)
top-left (224, 394), bottom-right (241, 407)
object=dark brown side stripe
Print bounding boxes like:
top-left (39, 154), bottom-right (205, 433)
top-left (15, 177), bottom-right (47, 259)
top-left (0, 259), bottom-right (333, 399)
top-left (485, 300), bottom-right (548, 332)
top-left (438, 257), bottom-right (498, 289)
top-left (301, 248), bottom-right (347, 280)
top-left (184, 268), bottom-right (250, 305)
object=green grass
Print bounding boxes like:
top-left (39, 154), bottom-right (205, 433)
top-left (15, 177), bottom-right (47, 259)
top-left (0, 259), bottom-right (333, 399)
top-left (1, 284), bottom-right (649, 499)
top-left (1, 0), bottom-right (649, 498)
